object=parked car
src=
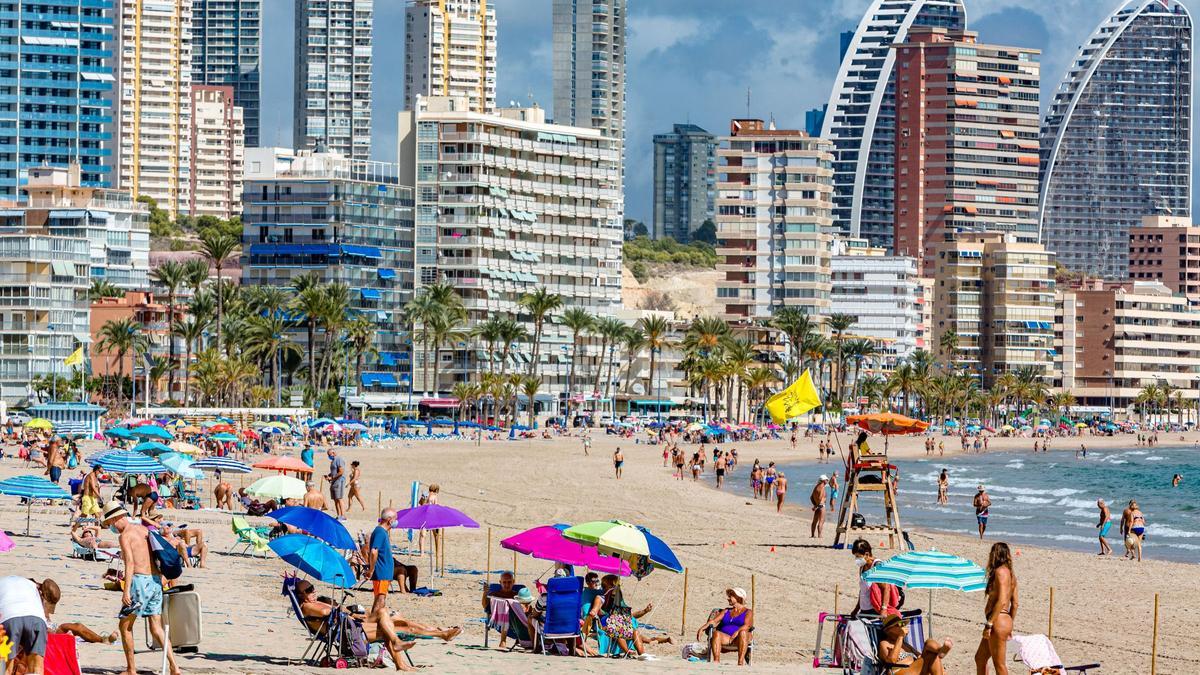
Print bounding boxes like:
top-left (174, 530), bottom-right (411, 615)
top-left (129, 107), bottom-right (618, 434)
top-left (6, 411), bottom-right (31, 425)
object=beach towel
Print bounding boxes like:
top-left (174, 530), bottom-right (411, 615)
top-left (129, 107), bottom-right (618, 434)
top-left (843, 619), bottom-right (882, 675)
top-left (488, 597), bottom-right (512, 637)
top-left (411, 587), bottom-right (441, 597)
top-left (1009, 634), bottom-right (1063, 671)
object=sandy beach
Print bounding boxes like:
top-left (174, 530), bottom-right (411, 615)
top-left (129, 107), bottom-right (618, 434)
top-left (2, 430), bottom-right (1198, 673)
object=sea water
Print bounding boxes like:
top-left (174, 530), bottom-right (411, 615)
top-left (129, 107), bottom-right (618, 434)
top-left (729, 445), bottom-right (1200, 562)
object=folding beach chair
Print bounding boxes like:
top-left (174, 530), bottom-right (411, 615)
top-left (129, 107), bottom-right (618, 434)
top-left (229, 515), bottom-right (270, 556)
top-left (281, 576), bottom-right (416, 669)
top-left (813, 610), bottom-right (926, 674)
top-left (539, 576), bottom-right (583, 655)
top-left (1009, 634), bottom-right (1101, 674)
top-left (702, 607), bottom-right (755, 665)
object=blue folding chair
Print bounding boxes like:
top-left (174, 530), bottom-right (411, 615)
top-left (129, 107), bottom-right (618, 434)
top-left (540, 576), bottom-right (583, 653)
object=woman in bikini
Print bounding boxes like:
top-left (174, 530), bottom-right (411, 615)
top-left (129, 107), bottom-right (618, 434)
top-left (696, 587), bottom-right (753, 665)
top-left (937, 469), bottom-right (949, 506)
top-left (1129, 501), bottom-right (1146, 562)
top-left (347, 460), bottom-right (366, 512)
top-left (974, 542), bottom-right (1018, 675)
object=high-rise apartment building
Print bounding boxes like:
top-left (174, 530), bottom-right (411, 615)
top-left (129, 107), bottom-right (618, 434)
top-left (831, 240), bottom-right (927, 371)
top-left (404, 0), bottom-right (496, 114)
top-left (893, 28), bottom-right (1041, 274)
top-left (294, 0), bottom-right (374, 161)
top-left (397, 96), bottom-right (623, 397)
top-left (241, 150), bottom-right (415, 403)
top-left (0, 1), bottom-right (115, 202)
top-left (1039, 0), bottom-right (1192, 280)
top-left (652, 124), bottom-right (715, 242)
top-left (932, 232), bottom-right (1055, 385)
top-left (1128, 215), bottom-right (1200, 298)
top-left (114, 0), bottom-right (194, 217)
top-left (552, 0), bottom-right (625, 188)
top-left (821, 0), bottom-right (966, 249)
top-left (192, 0), bottom-right (261, 148)
top-left (189, 86), bottom-right (245, 218)
top-left (714, 119), bottom-right (835, 325)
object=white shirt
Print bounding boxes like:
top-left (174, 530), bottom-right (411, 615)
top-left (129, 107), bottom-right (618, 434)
top-left (0, 576), bottom-right (47, 624)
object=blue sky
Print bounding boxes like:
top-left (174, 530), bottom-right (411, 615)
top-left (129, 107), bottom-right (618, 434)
top-left (261, 0), bottom-right (1198, 224)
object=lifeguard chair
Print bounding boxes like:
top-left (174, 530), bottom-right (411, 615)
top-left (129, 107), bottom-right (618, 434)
top-left (835, 412), bottom-right (927, 550)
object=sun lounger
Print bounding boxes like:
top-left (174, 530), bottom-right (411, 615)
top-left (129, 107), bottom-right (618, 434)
top-left (70, 541), bottom-right (119, 562)
top-left (1009, 634), bottom-right (1101, 674)
top-left (484, 595), bottom-right (534, 651)
top-left (230, 515), bottom-right (270, 557)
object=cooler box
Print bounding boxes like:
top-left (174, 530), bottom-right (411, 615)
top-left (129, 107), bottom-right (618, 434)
top-left (146, 585), bottom-right (203, 653)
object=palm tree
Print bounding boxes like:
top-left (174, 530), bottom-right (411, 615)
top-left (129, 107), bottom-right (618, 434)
top-left (172, 317), bottom-right (205, 405)
top-left (472, 315), bottom-right (508, 375)
top-left (96, 318), bottom-right (145, 410)
top-left (593, 317), bottom-right (626, 402)
top-left (313, 283), bottom-right (350, 391)
top-left (198, 231), bottom-right (239, 354)
top-left (518, 287), bottom-right (563, 379)
top-left (772, 307), bottom-right (817, 363)
top-left (429, 313), bottom-right (466, 396)
top-left (494, 317), bottom-right (529, 378)
top-left (244, 314), bottom-right (302, 404)
top-left (637, 315), bottom-right (670, 411)
top-left (151, 261), bottom-right (188, 399)
top-left (346, 316), bottom-right (376, 397)
top-left (292, 283), bottom-right (327, 385)
top-left (722, 337), bottom-right (756, 421)
top-left (938, 329), bottom-right (960, 370)
top-left (404, 285), bottom-right (463, 396)
top-left (560, 308), bottom-right (595, 421)
top-left (621, 327), bottom-right (646, 396)
top-left (827, 313), bottom-right (856, 403)
top-left (450, 382), bottom-right (479, 422)
top-left (520, 376), bottom-right (542, 428)
top-left (88, 279), bottom-right (122, 302)
top-left (181, 258), bottom-right (210, 295)
top-left (743, 366), bottom-right (777, 424)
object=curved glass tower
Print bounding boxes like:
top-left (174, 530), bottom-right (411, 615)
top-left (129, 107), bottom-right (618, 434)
top-left (1040, 0), bottom-right (1192, 279)
top-left (821, 0), bottom-right (966, 249)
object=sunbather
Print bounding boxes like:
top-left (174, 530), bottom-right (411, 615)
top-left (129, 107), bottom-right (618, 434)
top-left (149, 516), bottom-right (208, 569)
top-left (37, 577), bottom-right (117, 644)
top-left (71, 521), bottom-right (116, 550)
top-left (294, 579), bottom-right (416, 672)
top-left (695, 587), bottom-right (753, 665)
top-left (878, 613), bottom-right (951, 674)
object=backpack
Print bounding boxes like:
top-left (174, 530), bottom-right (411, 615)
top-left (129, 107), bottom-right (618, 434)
top-left (148, 531), bottom-right (184, 580)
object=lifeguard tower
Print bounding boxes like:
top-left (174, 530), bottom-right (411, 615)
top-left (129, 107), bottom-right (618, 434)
top-left (833, 413), bottom-right (927, 550)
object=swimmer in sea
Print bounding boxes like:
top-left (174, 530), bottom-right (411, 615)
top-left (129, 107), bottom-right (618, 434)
top-left (1172, 474), bottom-right (1183, 488)
top-left (1096, 499), bottom-right (1112, 556)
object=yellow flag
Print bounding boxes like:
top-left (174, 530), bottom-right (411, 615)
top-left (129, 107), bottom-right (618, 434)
top-left (63, 347), bottom-right (83, 367)
top-left (764, 370), bottom-right (823, 423)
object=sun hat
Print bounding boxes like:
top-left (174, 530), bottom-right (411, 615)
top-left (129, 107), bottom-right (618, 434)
top-left (881, 613), bottom-right (907, 631)
top-left (515, 587), bottom-right (535, 604)
top-left (101, 501), bottom-right (129, 524)
top-left (819, 475), bottom-right (828, 481)
top-left (727, 587), bottom-right (748, 603)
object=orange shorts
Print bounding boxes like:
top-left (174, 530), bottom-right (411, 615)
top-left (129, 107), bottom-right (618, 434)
top-left (372, 580), bottom-right (390, 595)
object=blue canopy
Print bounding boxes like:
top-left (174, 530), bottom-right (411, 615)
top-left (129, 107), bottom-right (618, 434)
top-left (104, 427), bottom-right (134, 439)
top-left (269, 534), bottom-right (356, 588)
top-left (0, 475), bottom-right (71, 500)
top-left (132, 441), bottom-right (172, 456)
top-left (132, 426), bottom-right (174, 440)
top-left (191, 456), bottom-right (252, 474)
top-left (268, 506), bottom-right (356, 550)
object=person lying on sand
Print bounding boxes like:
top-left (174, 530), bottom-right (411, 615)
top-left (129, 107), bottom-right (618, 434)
top-left (878, 613), bottom-right (952, 674)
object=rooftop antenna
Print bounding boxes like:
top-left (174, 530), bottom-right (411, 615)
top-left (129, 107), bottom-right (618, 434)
top-left (746, 87), bottom-right (751, 118)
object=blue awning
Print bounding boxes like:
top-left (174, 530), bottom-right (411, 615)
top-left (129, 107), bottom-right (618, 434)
top-left (341, 245), bottom-right (382, 259)
top-left (361, 372), bottom-right (399, 387)
top-left (0, 209), bottom-right (24, 217)
top-left (360, 288), bottom-right (381, 300)
top-left (1039, 321), bottom-right (1052, 330)
top-left (377, 268), bottom-right (396, 279)
top-left (48, 209), bottom-right (87, 218)
top-left (379, 352), bottom-right (397, 366)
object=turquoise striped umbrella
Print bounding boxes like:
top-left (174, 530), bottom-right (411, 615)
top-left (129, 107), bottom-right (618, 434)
top-left (863, 550), bottom-right (985, 635)
top-left (0, 475), bottom-right (71, 535)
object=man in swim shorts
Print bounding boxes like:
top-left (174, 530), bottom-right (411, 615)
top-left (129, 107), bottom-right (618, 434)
top-left (810, 476), bottom-right (827, 538)
top-left (973, 485), bottom-right (990, 539)
top-left (613, 448), bottom-right (624, 480)
top-left (1096, 499), bottom-right (1112, 556)
top-left (715, 452), bottom-right (726, 488)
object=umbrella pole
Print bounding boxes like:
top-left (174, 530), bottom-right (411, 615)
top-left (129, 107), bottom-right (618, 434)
top-left (929, 589), bottom-right (933, 637)
top-left (26, 499), bottom-right (32, 536)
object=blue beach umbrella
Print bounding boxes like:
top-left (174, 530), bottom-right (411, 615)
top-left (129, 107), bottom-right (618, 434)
top-left (864, 549), bottom-right (986, 635)
top-left (132, 425), bottom-right (174, 441)
top-left (104, 427), bottom-right (135, 440)
top-left (210, 432), bottom-right (238, 443)
top-left (191, 456), bottom-right (252, 474)
top-left (268, 506), bottom-right (356, 550)
top-left (0, 475), bottom-right (72, 535)
top-left (132, 441), bottom-right (173, 456)
top-left (158, 452), bottom-right (202, 480)
top-left (269, 534), bottom-right (356, 588)
top-left (563, 520), bottom-right (683, 578)
top-left (91, 450), bottom-right (167, 475)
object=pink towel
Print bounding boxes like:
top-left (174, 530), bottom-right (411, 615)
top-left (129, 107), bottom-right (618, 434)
top-left (488, 597), bottom-right (511, 635)
top-left (1009, 634), bottom-right (1063, 670)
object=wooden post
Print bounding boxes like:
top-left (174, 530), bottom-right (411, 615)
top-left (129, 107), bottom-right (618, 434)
top-left (680, 567), bottom-right (689, 636)
top-left (751, 574), bottom-right (756, 612)
top-left (486, 527), bottom-right (492, 584)
top-left (1048, 587), bottom-right (1055, 639)
top-left (512, 550), bottom-right (517, 575)
top-left (834, 583), bottom-right (840, 617)
top-left (1151, 593), bottom-right (1159, 675)
top-left (376, 491), bottom-right (381, 515)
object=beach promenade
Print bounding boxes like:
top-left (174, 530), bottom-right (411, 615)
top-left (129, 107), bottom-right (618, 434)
top-left (2, 431), bottom-right (1198, 673)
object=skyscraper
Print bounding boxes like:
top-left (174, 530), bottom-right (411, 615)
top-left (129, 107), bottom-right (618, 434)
top-left (189, 86), bottom-right (245, 218)
top-left (893, 28), bottom-right (1041, 274)
top-left (114, 0), bottom-right (194, 217)
top-left (1039, 0), bottom-right (1192, 280)
top-left (192, 0), bottom-right (261, 148)
top-left (652, 124), bottom-right (715, 242)
top-left (0, 1), bottom-right (115, 202)
top-left (404, 0), bottom-right (496, 114)
top-left (294, 0), bottom-right (374, 160)
top-left (552, 0), bottom-right (625, 189)
top-left (820, 0), bottom-right (966, 250)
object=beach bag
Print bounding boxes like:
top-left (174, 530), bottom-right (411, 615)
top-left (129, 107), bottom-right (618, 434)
top-left (148, 531), bottom-right (184, 580)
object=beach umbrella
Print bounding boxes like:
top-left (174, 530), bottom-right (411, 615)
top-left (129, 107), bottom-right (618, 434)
top-left (132, 441), bottom-right (173, 456)
top-left (268, 506), bottom-right (356, 550)
top-left (0, 475), bottom-right (71, 535)
top-left (845, 412), bottom-right (930, 453)
top-left (245, 475), bottom-right (306, 501)
top-left (178, 425), bottom-right (201, 434)
top-left (392, 503), bottom-right (479, 579)
top-left (103, 427), bottom-right (134, 440)
top-left (124, 419), bottom-right (159, 427)
top-left (206, 423), bottom-right (236, 434)
top-left (210, 432), bottom-right (238, 443)
top-left (269, 534), bottom-right (356, 588)
top-left (132, 426), bottom-right (174, 441)
top-left (502, 525), bottom-right (632, 576)
top-left (91, 451), bottom-right (167, 475)
top-left (166, 419), bottom-right (187, 428)
top-left (562, 520), bottom-right (682, 578)
top-left (26, 418), bottom-right (53, 431)
top-left (191, 456), bottom-right (252, 474)
top-left (342, 422), bottom-right (368, 432)
top-left (252, 455), bottom-right (314, 476)
top-left (170, 441), bottom-right (202, 455)
top-left (266, 421), bottom-right (291, 431)
top-left (864, 549), bottom-right (986, 635)
top-left (1075, 422), bottom-right (1088, 429)
top-left (158, 452), bottom-right (202, 480)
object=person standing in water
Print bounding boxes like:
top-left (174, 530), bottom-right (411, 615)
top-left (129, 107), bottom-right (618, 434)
top-left (810, 476), bottom-right (828, 538)
top-left (714, 452), bottom-right (727, 488)
top-left (937, 469), bottom-right (949, 506)
top-left (973, 485), bottom-right (991, 539)
top-left (1096, 499), bottom-right (1112, 556)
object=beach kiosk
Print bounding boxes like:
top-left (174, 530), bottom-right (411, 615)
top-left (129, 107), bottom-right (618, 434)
top-left (27, 402), bottom-right (107, 436)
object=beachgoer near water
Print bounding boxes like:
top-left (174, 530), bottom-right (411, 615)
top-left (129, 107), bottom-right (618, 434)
top-left (974, 485), bottom-right (991, 540)
top-left (80, 466), bottom-right (102, 520)
top-left (691, 453), bottom-right (702, 481)
top-left (1173, 474), bottom-right (1183, 488)
top-left (974, 542), bottom-right (1017, 675)
top-left (715, 452), bottom-right (726, 488)
top-left (613, 448), bottom-right (624, 479)
top-left (1127, 500), bottom-right (1146, 562)
top-left (1096, 499), bottom-right (1112, 556)
top-left (764, 462), bottom-right (777, 499)
top-left (938, 441), bottom-right (944, 457)
top-left (347, 461), bottom-right (366, 512)
top-left (937, 470), bottom-right (949, 506)
top-left (695, 587), bottom-right (753, 665)
top-left (102, 501), bottom-right (180, 675)
top-left (775, 472), bottom-right (787, 513)
top-left (750, 464), bottom-right (762, 499)
top-left (828, 472), bottom-right (839, 510)
top-left (44, 439), bottom-right (64, 484)
top-left (674, 449), bottom-right (685, 481)
top-left (880, 613), bottom-right (952, 674)
top-left (811, 476), bottom-right (828, 538)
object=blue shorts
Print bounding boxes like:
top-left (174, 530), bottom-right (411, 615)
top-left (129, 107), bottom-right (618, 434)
top-left (977, 514), bottom-right (988, 526)
top-left (1100, 522), bottom-right (1112, 537)
top-left (125, 574), bottom-right (163, 618)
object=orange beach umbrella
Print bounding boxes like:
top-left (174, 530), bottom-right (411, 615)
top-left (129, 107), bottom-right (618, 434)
top-left (251, 455), bottom-right (315, 477)
top-left (845, 412), bottom-right (929, 435)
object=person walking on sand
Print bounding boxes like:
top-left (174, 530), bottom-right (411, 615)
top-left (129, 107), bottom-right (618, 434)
top-left (715, 452), bottom-right (727, 488)
top-left (102, 501), bottom-right (181, 675)
top-left (937, 470), bottom-right (949, 506)
top-left (1096, 499), bottom-right (1112, 556)
top-left (973, 485), bottom-right (991, 539)
top-left (974, 542), bottom-right (1017, 675)
top-left (1127, 500), bottom-right (1146, 562)
top-left (775, 472), bottom-right (788, 513)
top-left (367, 509), bottom-right (396, 621)
top-left (326, 449), bottom-right (347, 520)
top-left (348, 460), bottom-right (366, 512)
top-left (764, 462), bottom-right (777, 499)
top-left (811, 476), bottom-right (828, 538)
top-left (674, 448), bottom-right (685, 481)
top-left (613, 447), bottom-right (624, 479)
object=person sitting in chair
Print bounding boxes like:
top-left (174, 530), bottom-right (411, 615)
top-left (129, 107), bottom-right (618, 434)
top-left (695, 587), bottom-right (753, 665)
top-left (294, 579), bottom-right (416, 672)
top-left (588, 574), bottom-right (672, 657)
top-left (878, 613), bottom-right (952, 674)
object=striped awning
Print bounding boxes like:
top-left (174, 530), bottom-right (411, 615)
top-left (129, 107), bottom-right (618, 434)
top-left (863, 550), bottom-right (986, 592)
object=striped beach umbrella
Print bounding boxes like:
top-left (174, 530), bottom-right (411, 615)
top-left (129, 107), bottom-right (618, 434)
top-left (158, 452), bottom-right (202, 480)
top-left (90, 450), bottom-right (167, 475)
top-left (191, 456), bottom-right (252, 474)
top-left (864, 550), bottom-right (986, 635)
top-left (0, 475), bottom-right (71, 535)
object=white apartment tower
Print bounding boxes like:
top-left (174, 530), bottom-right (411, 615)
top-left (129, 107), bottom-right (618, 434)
top-left (404, 0), bottom-right (496, 114)
top-left (294, 0), bottom-right (374, 161)
top-left (189, 86), bottom-right (245, 218)
top-left (115, 0), bottom-right (194, 217)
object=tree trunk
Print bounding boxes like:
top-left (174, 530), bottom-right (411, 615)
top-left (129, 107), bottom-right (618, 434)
top-left (166, 292), bottom-right (176, 400)
top-left (215, 266), bottom-right (224, 355)
top-left (432, 343), bottom-right (441, 397)
top-left (528, 320), bottom-right (542, 378)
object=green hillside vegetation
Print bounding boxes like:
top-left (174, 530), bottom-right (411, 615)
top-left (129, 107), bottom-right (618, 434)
top-left (624, 235), bottom-right (718, 282)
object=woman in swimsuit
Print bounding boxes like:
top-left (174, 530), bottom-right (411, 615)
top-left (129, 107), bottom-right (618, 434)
top-left (696, 587), bottom-right (753, 665)
top-left (974, 542), bottom-right (1018, 675)
top-left (347, 460), bottom-right (366, 512)
top-left (295, 579), bottom-right (417, 671)
top-left (1129, 502), bottom-right (1146, 562)
top-left (937, 469), bottom-right (949, 505)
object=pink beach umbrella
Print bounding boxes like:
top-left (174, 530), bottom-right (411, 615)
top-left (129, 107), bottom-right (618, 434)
top-left (502, 525), bottom-right (632, 576)
top-left (0, 530), bottom-right (14, 552)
